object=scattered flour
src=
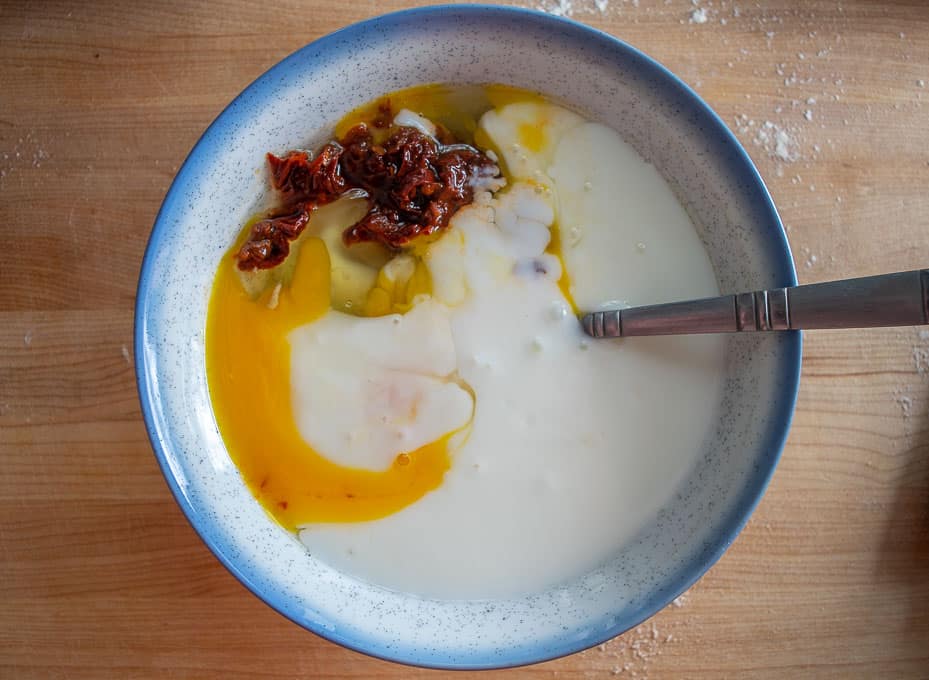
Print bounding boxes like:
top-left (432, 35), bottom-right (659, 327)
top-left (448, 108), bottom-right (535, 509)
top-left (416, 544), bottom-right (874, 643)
top-left (1, 131), bottom-right (50, 183)
top-left (597, 620), bottom-right (676, 678)
top-left (802, 250), bottom-right (818, 268)
top-left (572, 587), bottom-right (694, 678)
top-left (121, 345), bottom-right (131, 365)
top-left (893, 392), bottom-right (913, 418)
top-left (752, 121), bottom-right (799, 162)
top-left (914, 346), bottom-right (929, 374)
top-left (537, 0), bottom-right (574, 16)
top-left (535, 0), bottom-right (614, 16)
top-left (911, 329), bottom-right (929, 375)
top-left (690, 7), bottom-right (708, 24)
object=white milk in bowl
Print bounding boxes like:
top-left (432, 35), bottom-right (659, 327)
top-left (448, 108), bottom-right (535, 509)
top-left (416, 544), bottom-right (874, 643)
top-left (206, 87), bottom-right (725, 600)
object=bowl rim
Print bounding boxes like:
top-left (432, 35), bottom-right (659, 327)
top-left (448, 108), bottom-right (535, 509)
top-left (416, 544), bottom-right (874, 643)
top-left (135, 3), bottom-right (801, 669)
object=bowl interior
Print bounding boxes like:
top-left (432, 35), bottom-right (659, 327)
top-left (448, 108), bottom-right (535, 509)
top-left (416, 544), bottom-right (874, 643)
top-left (136, 5), bottom-right (799, 669)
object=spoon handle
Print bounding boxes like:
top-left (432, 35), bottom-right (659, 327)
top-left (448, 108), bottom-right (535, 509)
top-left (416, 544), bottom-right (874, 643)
top-left (581, 269), bottom-right (929, 338)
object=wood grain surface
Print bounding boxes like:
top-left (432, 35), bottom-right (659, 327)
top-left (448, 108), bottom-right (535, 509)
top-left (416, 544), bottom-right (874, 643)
top-left (2, 1), bottom-right (928, 677)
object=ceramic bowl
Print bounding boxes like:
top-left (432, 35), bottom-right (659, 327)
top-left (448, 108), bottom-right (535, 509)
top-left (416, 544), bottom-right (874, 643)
top-left (136, 4), bottom-right (800, 669)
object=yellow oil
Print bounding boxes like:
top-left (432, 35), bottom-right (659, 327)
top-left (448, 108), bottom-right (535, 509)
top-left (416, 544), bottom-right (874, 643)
top-left (335, 83), bottom-right (546, 147)
top-left (546, 221), bottom-right (579, 314)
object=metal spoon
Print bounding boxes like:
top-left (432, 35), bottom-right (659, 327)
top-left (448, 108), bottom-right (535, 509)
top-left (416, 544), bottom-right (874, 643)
top-left (580, 269), bottom-right (929, 338)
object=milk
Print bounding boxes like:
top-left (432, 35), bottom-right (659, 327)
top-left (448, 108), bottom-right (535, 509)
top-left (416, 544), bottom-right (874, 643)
top-left (293, 106), bottom-right (726, 599)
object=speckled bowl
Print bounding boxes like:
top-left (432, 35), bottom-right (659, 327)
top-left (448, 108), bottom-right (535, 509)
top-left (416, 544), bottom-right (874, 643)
top-left (136, 4), bottom-right (800, 669)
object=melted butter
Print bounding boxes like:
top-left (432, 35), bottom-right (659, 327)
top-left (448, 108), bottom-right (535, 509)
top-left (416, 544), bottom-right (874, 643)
top-left (206, 239), bottom-right (452, 528)
top-left (546, 221), bottom-right (579, 314)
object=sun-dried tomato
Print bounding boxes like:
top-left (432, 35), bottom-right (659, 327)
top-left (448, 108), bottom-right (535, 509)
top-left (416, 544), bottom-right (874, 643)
top-left (235, 210), bottom-right (310, 270)
top-left (235, 114), bottom-right (500, 270)
top-left (266, 144), bottom-right (346, 206)
top-left (340, 125), bottom-right (497, 249)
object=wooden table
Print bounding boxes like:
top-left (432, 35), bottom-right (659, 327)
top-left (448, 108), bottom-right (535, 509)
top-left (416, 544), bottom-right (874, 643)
top-left (2, 1), bottom-right (927, 677)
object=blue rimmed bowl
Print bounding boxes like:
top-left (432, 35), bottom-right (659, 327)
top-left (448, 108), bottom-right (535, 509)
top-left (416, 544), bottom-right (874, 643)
top-left (135, 4), bottom-right (800, 669)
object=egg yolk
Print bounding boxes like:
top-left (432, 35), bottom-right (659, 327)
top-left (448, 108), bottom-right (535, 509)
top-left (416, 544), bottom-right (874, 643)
top-left (205, 238), bottom-right (452, 529)
top-left (517, 121), bottom-right (547, 153)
